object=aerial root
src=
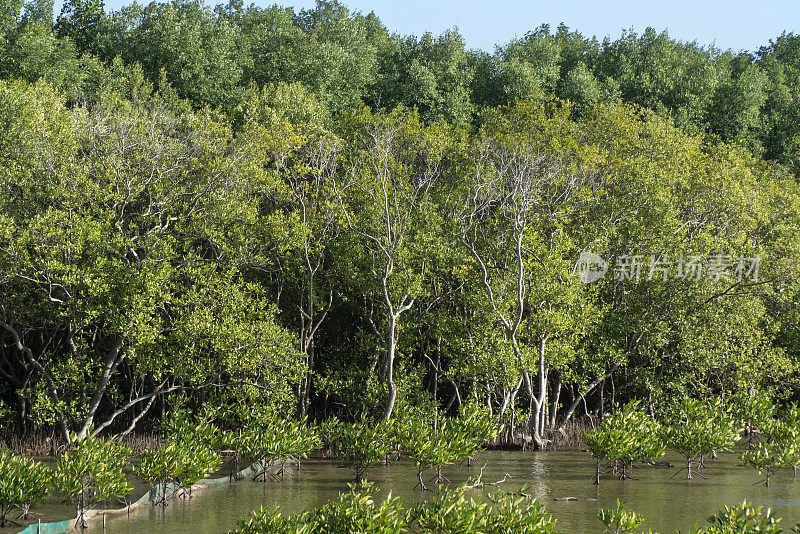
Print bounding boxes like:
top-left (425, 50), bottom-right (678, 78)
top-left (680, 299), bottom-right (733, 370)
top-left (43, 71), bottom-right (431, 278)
top-left (462, 462), bottom-right (511, 490)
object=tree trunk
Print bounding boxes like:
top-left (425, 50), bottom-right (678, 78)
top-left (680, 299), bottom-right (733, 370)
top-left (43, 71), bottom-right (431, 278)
top-left (594, 457), bottom-right (601, 485)
top-left (534, 337), bottom-right (548, 448)
top-left (558, 364), bottom-right (621, 430)
top-left (550, 378), bottom-right (561, 431)
top-left (523, 369), bottom-right (535, 420)
top-left (76, 335), bottom-right (126, 441)
top-left (383, 316), bottom-right (399, 420)
top-left (485, 381), bottom-right (493, 416)
top-left (443, 379), bottom-right (461, 413)
top-left (499, 376), bottom-right (523, 418)
top-left (539, 367), bottom-right (548, 439)
top-left (1, 321), bottom-right (70, 443)
top-left (599, 379), bottom-right (605, 421)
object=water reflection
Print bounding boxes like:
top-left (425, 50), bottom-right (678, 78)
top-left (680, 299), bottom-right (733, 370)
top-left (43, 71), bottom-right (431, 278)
top-left (11, 450), bottom-right (800, 534)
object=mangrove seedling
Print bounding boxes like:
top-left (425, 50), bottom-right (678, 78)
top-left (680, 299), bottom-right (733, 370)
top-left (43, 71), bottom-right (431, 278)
top-left (729, 391), bottom-right (775, 450)
top-left (400, 405), bottom-right (502, 490)
top-left (454, 403), bottom-right (503, 463)
top-left (662, 398), bottom-right (740, 480)
top-left (740, 442), bottom-right (782, 487)
top-left (174, 440), bottom-right (221, 497)
top-left (411, 484), bottom-right (558, 534)
top-left (584, 401), bottom-right (664, 484)
top-left (232, 481), bottom-right (407, 534)
top-left (400, 414), bottom-right (463, 489)
top-left (136, 438), bottom-right (220, 505)
top-left (766, 405), bottom-right (800, 476)
top-left (740, 416), bottom-right (797, 487)
top-left (53, 434), bottom-right (132, 528)
top-left (0, 449), bottom-right (50, 526)
top-left (697, 500), bottom-right (783, 534)
top-left (314, 416), bottom-right (343, 458)
top-left (138, 412), bottom-right (221, 503)
top-left (597, 499), bottom-right (644, 534)
top-left (585, 421), bottom-right (615, 486)
top-left (332, 419), bottom-right (391, 483)
top-left (136, 441), bottom-right (183, 506)
top-left (245, 417), bottom-right (320, 482)
top-left (221, 428), bottom-right (250, 477)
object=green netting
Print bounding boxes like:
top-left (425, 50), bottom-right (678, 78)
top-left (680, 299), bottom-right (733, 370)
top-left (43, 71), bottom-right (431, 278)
top-left (17, 519), bottom-right (74, 534)
top-left (17, 463), bottom-right (268, 534)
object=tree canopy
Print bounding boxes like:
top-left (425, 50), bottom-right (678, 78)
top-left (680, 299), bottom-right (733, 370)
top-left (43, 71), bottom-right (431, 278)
top-left (1, 0), bottom-right (800, 445)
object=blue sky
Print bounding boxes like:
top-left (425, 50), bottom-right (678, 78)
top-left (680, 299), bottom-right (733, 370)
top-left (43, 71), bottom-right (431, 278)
top-left (92, 0), bottom-right (797, 53)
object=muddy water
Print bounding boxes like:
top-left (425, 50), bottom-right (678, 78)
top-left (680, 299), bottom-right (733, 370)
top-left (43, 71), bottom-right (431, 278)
top-left (10, 450), bottom-right (800, 533)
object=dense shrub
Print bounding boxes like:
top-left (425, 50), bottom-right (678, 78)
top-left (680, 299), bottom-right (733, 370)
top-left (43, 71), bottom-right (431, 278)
top-left (0, 449), bottom-right (50, 526)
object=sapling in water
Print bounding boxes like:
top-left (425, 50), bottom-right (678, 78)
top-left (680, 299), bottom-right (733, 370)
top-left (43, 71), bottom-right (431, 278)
top-left (137, 412), bottom-right (221, 504)
top-left (584, 401), bottom-right (664, 484)
top-left (332, 418), bottom-right (392, 483)
top-left (0, 449), bottom-right (50, 526)
top-left (597, 499), bottom-right (643, 534)
top-left (136, 441), bottom-right (182, 506)
top-left (740, 442), bottom-right (782, 487)
top-left (245, 417), bottom-right (320, 482)
top-left (399, 404), bottom-right (502, 490)
top-left (53, 434), bottom-right (132, 528)
top-left (740, 412), bottom-right (798, 487)
top-left (662, 398), bottom-right (740, 480)
top-left (729, 391), bottom-right (775, 451)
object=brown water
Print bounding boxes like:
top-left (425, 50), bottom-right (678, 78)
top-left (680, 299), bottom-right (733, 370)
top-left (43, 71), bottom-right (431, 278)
top-left (8, 450), bottom-right (800, 534)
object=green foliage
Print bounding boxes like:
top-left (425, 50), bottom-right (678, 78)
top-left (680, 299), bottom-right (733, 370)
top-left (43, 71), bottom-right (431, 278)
top-left (314, 416), bottom-right (343, 456)
top-left (0, 0), bottom-right (799, 174)
top-left (301, 482), bottom-right (406, 534)
top-left (728, 393), bottom-right (775, 442)
top-left (136, 413), bottom-right (221, 505)
top-left (55, 0), bottom-right (105, 52)
top-left (239, 416), bottom-right (320, 481)
top-left (332, 419), bottom-right (391, 482)
top-left (0, 449), bottom-right (50, 526)
top-left (53, 435), bottom-right (131, 527)
top-left (662, 399), bottom-right (741, 479)
top-left (398, 405), bottom-right (502, 488)
top-left (584, 402), bottom-right (664, 482)
top-left (774, 405), bottom-right (800, 472)
top-left (597, 499), bottom-right (644, 534)
top-left (160, 409), bottom-right (222, 449)
top-left (231, 483), bottom-right (557, 534)
top-left (228, 506), bottom-right (305, 534)
top-left (411, 486), bottom-right (557, 534)
top-left (240, 1), bottom-right (383, 115)
top-left (119, 0), bottom-right (244, 109)
top-left (136, 442), bottom-right (183, 503)
top-left (233, 482), bottom-right (406, 534)
top-left (175, 443), bottom-right (221, 492)
top-left (684, 501), bottom-right (784, 534)
top-left (454, 404), bottom-right (504, 455)
top-left (739, 405), bottom-right (800, 485)
top-left (2, 2), bottom-right (800, 485)
top-left (740, 443), bottom-right (781, 486)
top-left (373, 29), bottom-right (474, 127)
top-left (0, 79), bottom-right (301, 439)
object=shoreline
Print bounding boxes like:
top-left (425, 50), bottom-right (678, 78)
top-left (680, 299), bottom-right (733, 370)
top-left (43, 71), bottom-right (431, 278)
top-left (14, 462), bottom-right (284, 534)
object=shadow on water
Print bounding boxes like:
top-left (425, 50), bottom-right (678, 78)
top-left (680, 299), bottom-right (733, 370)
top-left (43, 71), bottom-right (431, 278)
top-left (8, 450), bottom-right (800, 534)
